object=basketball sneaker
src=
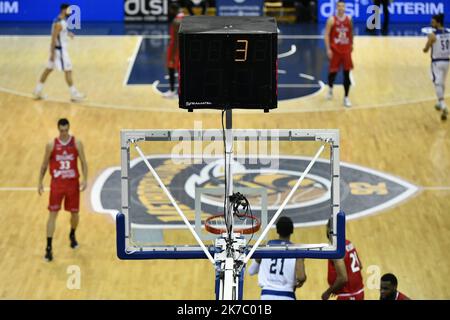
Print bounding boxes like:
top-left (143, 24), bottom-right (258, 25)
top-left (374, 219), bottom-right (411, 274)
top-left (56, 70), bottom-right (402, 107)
top-left (344, 97), bottom-right (352, 108)
top-left (442, 108), bottom-right (448, 121)
top-left (162, 90), bottom-right (177, 99)
top-left (44, 247), bottom-right (53, 262)
top-left (326, 88), bottom-right (333, 100)
top-left (32, 90), bottom-right (46, 100)
top-left (70, 233), bottom-right (78, 249)
top-left (71, 92), bottom-right (85, 102)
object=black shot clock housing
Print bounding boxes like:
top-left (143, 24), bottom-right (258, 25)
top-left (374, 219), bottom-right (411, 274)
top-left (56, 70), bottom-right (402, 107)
top-left (178, 16), bottom-right (278, 112)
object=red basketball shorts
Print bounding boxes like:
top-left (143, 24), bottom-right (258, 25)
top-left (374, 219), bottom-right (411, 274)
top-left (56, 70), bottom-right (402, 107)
top-left (329, 50), bottom-right (353, 73)
top-left (336, 290), bottom-right (364, 300)
top-left (48, 179), bottom-right (80, 213)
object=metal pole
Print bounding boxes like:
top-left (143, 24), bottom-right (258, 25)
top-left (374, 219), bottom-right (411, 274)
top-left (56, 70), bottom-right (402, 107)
top-left (225, 109), bottom-right (233, 234)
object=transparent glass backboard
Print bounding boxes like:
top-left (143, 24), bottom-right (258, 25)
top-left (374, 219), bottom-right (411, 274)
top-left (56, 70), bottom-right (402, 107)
top-left (116, 129), bottom-right (345, 261)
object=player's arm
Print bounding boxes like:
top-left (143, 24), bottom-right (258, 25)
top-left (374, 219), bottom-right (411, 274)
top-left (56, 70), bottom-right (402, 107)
top-left (247, 259), bottom-right (261, 276)
top-left (38, 142), bottom-right (52, 195)
top-left (349, 17), bottom-right (354, 52)
top-left (50, 22), bottom-right (62, 62)
top-left (295, 258), bottom-right (307, 288)
top-left (423, 33), bottom-right (436, 53)
top-left (357, 251), bottom-right (363, 270)
top-left (321, 259), bottom-right (348, 300)
top-left (324, 16), bottom-right (334, 59)
top-left (76, 140), bottom-right (88, 191)
top-left (170, 20), bottom-right (181, 63)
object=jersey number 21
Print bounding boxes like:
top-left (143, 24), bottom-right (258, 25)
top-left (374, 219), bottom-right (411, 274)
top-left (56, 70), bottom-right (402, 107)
top-left (269, 258), bottom-right (285, 275)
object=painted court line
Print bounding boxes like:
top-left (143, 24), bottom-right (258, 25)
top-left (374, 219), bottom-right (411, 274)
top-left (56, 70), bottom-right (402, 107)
top-left (278, 45), bottom-right (296, 59)
top-left (123, 36), bottom-right (143, 87)
top-left (0, 187), bottom-right (49, 191)
top-left (2, 84), bottom-right (450, 115)
top-left (299, 73), bottom-right (315, 81)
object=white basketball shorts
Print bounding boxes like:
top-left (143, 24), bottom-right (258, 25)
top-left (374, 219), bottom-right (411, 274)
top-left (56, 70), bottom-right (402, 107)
top-left (47, 48), bottom-right (72, 71)
top-left (431, 60), bottom-right (450, 86)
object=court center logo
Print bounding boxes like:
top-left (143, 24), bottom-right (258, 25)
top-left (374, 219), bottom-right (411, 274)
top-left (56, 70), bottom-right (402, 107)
top-left (91, 155), bottom-right (418, 227)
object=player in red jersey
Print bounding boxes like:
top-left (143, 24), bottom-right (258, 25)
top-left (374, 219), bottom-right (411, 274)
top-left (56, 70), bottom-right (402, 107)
top-left (324, 0), bottom-right (354, 107)
top-left (380, 273), bottom-right (411, 300)
top-left (38, 118), bottom-right (88, 262)
top-left (162, 2), bottom-right (185, 99)
top-left (322, 219), bottom-right (364, 300)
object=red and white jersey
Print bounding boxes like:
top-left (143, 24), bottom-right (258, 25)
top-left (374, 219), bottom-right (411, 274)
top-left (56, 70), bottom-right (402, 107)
top-left (396, 291), bottom-right (410, 300)
top-left (49, 136), bottom-right (79, 183)
top-left (169, 12), bottom-right (185, 48)
top-left (330, 15), bottom-right (353, 54)
top-left (328, 240), bottom-right (364, 295)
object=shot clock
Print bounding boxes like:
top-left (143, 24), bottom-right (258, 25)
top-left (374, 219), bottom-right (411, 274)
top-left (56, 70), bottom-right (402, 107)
top-left (178, 16), bottom-right (278, 112)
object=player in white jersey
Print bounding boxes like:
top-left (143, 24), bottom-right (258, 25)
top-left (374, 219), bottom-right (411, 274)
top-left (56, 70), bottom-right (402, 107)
top-left (248, 217), bottom-right (307, 300)
top-left (33, 4), bottom-right (84, 102)
top-left (423, 14), bottom-right (449, 121)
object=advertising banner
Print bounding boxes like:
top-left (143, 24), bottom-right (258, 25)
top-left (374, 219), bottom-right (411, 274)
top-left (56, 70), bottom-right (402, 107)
top-left (216, 0), bottom-right (263, 17)
top-left (0, 0), bottom-right (123, 21)
top-left (318, 0), bottom-right (449, 23)
top-left (124, 0), bottom-right (169, 22)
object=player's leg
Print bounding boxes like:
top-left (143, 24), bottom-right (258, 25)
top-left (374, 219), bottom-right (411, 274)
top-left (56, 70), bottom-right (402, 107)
top-left (432, 62), bottom-right (448, 120)
top-left (343, 71), bottom-right (351, 107)
top-left (201, 0), bottom-right (208, 15)
top-left (431, 62), bottom-right (442, 109)
top-left (163, 68), bottom-right (177, 98)
top-left (58, 49), bottom-right (84, 102)
top-left (46, 186), bottom-right (64, 261)
top-left (64, 70), bottom-right (85, 102)
top-left (168, 68), bottom-right (175, 92)
top-left (327, 72), bottom-right (337, 100)
top-left (439, 62), bottom-right (449, 120)
top-left (33, 68), bottom-right (53, 99)
top-left (69, 212), bottom-right (79, 249)
top-left (163, 42), bottom-right (178, 98)
top-left (327, 50), bottom-right (340, 99)
top-left (46, 211), bottom-right (59, 239)
top-left (33, 49), bottom-right (61, 99)
top-left (186, 0), bottom-right (195, 15)
top-left (45, 211), bottom-right (59, 261)
top-left (342, 52), bottom-right (354, 107)
top-left (65, 182), bottom-right (80, 249)
top-left (39, 68), bottom-right (53, 83)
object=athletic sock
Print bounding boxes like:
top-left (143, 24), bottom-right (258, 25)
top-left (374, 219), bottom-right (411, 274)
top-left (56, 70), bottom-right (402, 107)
top-left (328, 72), bottom-right (337, 88)
top-left (343, 71), bottom-right (351, 97)
top-left (35, 82), bottom-right (44, 93)
top-left (70, 228), bottom-right (76, 237)
top-left (69, 86), bottom-right (78, 95)
top-left (47, 237), bottom-right (52, 250)
top-left (168, 68), bottom-right (175, 92)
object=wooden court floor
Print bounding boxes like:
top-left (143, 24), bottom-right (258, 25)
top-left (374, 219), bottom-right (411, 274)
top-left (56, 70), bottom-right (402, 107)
top-left (0, 35), bottom-right (449, 299)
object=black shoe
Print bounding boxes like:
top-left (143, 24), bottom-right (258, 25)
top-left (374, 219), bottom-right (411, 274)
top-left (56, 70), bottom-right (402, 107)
top-left (70, 233), bottom-right (78, 249)
top-left (45, 247), bottom-right (53, 262)
top-left (442, 109), bottom-right (448, 121)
